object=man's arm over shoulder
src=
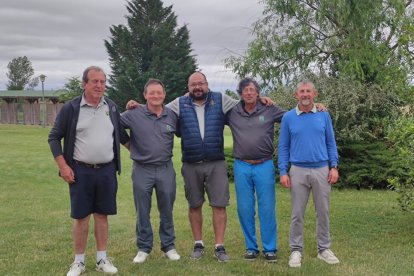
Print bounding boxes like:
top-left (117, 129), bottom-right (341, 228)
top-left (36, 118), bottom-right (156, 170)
top-left (221, 93), bottom-right (239, 114)
top-left (165, 106), bottom-right (181, 137)
top-left (166, 97), bottom-right (180, 116)
top-left (271, 104), bottom-right (287, 123)
top-left (120, 109), bottom-right (133, 129)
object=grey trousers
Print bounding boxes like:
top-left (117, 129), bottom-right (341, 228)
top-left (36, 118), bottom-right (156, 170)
top-left (132, 160), bottom-right (176, 253)
top-left (289, 165), bottom-right (331, 253)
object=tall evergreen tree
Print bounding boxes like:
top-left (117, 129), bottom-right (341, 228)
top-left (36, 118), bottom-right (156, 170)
top-left (105, 0), bottom-right (197, 108)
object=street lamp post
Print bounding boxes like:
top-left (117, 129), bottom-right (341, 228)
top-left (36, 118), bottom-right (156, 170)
top-left (39, 74), bottom-right (46, 127)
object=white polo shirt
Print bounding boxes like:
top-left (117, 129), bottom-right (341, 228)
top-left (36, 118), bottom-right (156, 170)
top-left (73, 95), bottom-right (114, 164)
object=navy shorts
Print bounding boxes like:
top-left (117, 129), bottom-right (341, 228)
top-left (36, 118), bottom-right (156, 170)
top-left (69, 161), bottom-right (118, 219)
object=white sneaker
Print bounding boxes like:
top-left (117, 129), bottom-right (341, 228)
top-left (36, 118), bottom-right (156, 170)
top-left (96, 258), bottom-right (118, 274)
top-left (164, 249), bottom-right (181, 261)
top-left (317, 249), bottom-right (340, 264)
top-left (288, 251), bottom-right (302, 268)
top-left (133, 251), bottom-right (149, 263)
top-left (67, 262), bottom-right (85, 276)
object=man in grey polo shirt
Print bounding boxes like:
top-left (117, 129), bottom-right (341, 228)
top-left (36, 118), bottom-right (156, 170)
top-left (226, 77), bottom-right (285, 262)
top-left (120, 79), bottom-right (180, 264)
top-left (48, 66), bottom-right (129, 276)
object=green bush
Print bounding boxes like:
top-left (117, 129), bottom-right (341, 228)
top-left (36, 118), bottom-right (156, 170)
top-left (386, 114), bottom-right (414, 211)
top-left (337, 140), bottom-right (406, 189)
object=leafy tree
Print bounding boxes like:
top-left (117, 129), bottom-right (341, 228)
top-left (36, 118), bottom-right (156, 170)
top-left (387, 113), bottom-right (414, 211)
top-left (225, 0), bottom-right (414, 192)
top-left (6, 56), bottom-right (35, 90)
top-left (58, 76), bottom-right (83, 103)
top-left (225, 0), bottom-right (414, 91)
top-left (269, 73), bottom-right (400, 142)
top-left (105, 0), bottom-right (197, 109)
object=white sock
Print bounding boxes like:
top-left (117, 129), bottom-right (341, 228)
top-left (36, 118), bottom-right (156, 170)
top-left (96, 251), bottom-right (107, 263)
top-left (74, 254), bottom-right (85, 264)
top-left (195, 240), bottom-right (204, 246)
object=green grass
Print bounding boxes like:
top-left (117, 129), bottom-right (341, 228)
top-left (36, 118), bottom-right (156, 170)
top-left (1, 124), bottom-right (413, 275)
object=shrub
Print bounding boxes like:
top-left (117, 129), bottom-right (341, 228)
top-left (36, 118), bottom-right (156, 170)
top-left (337, 140), bottom-right (405, 189)
top-left (387, 114), bottom-right (414, 211)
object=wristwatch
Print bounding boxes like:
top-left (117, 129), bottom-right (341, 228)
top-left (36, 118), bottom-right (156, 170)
top-left (330, 165), bottom-right (338, 170)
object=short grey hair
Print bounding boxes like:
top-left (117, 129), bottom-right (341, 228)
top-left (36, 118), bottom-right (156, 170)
top-left (82, 66), bottom-right (106, 83)
top-left (296, 80), bottom-right (316, 92)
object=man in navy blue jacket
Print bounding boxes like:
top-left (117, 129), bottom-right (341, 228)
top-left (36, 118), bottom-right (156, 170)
top-left (48, 66), bottom-right (128, 276)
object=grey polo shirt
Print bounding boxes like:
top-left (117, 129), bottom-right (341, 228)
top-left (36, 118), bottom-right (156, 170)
top-left (121, 105), bottom-right (178, 165)
top-left (73, 95), bottom-right (114, 164)
top-left (227, 101), bottom-right (286, 160)
top-left (167, 92), bottom-right (238, 139)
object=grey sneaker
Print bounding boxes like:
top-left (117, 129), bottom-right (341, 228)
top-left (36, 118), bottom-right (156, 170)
top-left (244, 250), bottom-right (259, 261)
top-left (67, 262), bottom-right (85, 276)
top-left (95, 258), bottom-right (118, 274)
top-left (317, 249), bottom-right (339, 264)
top-left (264, 252), bottom-right (277, 263)
top-left (214, 245), bottom-right (229, 262)
top-left (190, 243), bottom-right (205, 260)
top-left (164, 249), bottom-right (181, 261)
top-left (289, 251), bottom-right (302, 268)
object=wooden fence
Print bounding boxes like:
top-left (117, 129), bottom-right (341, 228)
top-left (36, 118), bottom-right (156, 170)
top-left (1, 101), bottom-right (62, 126)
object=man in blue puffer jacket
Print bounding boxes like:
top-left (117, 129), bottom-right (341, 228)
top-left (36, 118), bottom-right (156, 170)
top-left (167, 71), bottom-right (239, 262)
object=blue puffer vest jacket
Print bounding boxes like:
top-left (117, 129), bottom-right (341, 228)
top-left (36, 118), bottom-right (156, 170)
top-left (179, 91), bottom-right (225, 163)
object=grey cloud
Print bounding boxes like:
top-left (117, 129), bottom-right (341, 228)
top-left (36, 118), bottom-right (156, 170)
top-left (0, 0), bottom-right (262, 91)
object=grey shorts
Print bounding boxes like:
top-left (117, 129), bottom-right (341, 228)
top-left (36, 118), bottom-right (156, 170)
top-left (181, 160), bottom-right (229, 208)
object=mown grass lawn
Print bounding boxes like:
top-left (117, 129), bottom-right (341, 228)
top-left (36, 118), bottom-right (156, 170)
top-left (0, 124), bottom-right (413, 275)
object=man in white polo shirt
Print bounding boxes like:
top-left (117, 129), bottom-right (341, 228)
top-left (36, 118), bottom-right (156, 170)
top-left (48, 66), bottom-right (129, 276)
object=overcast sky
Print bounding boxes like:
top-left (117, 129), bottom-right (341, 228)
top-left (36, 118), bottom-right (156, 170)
top-left (0, 0), bottom-right (263, 93)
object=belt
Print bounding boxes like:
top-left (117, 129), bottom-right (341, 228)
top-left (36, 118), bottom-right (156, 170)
top-left (240, 156), bottom-right (273, 165)
top-left (193, 159), bottom-right (210, 164)
top-left (74, 160), bottom-right (113, 169)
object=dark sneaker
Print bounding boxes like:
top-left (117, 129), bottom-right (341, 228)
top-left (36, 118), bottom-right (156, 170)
top-left (214, 245), bottom-right (230, 262)
top-left (190, 243), bottom-right (205, 260)
top-left (244, 250), bottom-right (259, 261)
top-left (264, 252), bottom-right (277, 263)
